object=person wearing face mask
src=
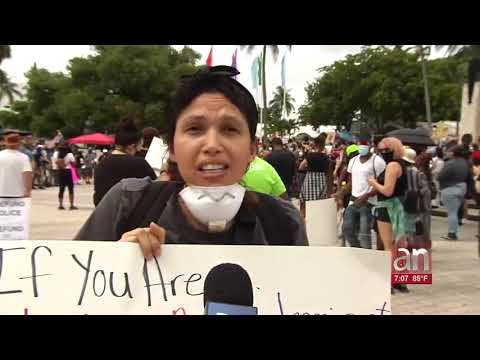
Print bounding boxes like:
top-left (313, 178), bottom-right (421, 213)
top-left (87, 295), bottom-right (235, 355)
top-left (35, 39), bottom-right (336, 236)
top-left (74, 66), bottom-right (308, 253)
top-left (368, 137), bottom-right (415, 293)
top-left (340, 140), bottom-right (386, 249)
top-left (92, 117), bottom-right (157, 207)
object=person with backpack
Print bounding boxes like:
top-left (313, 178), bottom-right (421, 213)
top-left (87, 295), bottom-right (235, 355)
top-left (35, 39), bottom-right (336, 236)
top-left (52, 143), bottom-right (78, 210)
top-left (32, 142), bottom-right (48, 189)
top-left (74, 65), bottom-right (308, 256)
top-left (340, 140), bottom-right (386, 249)
top-left (413, 148), bottom-right (433, 250)
top-left (437, 145), bottom-right (470, 240)
top-left (368, 137), bottom-right (415, 294)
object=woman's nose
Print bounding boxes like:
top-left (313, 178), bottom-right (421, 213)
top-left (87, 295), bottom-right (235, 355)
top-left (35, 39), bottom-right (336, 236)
top-left (202, 129), bottom-right (223, 154)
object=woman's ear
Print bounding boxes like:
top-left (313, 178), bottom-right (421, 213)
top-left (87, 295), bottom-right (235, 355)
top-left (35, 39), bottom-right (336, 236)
top-left (249, 143), bottom-right (257, 162)
top-left (168, 144), bottom-right (176, 162)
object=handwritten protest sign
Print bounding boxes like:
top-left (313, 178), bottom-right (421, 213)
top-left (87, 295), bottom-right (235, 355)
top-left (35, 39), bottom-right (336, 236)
top-left (145, 136), bottom-right (169, 171)
top-left (0, 241), bottom-right (391, 315)
top-left (306, 198), bottom-right (338, 246)
top-left (0, 198), bottom-right (31, 240)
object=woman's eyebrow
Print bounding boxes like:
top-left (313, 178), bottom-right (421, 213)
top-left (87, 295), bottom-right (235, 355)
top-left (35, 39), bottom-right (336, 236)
top-left (181, 115), bottom-right (206, 124)
top-left (220, 114), bottom-right (244, 124)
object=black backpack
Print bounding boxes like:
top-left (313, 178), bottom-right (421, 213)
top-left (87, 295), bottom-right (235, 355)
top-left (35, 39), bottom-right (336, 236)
top-left (403, 166), bottom-right (427, 214)
top-left (33, 147), bottom-right (43, 165)
top-left (116, 181), bottom-right (299, 245)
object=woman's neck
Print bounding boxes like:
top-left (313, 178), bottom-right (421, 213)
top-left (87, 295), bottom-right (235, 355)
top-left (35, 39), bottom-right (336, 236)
top-left (112, 148), bottom-right (128, 155)
top-left (177, 195), bottom-right (234, 233)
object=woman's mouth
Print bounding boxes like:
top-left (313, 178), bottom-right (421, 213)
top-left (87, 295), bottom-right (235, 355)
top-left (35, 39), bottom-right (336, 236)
top-left (198, 163), bottom-right (229, 175)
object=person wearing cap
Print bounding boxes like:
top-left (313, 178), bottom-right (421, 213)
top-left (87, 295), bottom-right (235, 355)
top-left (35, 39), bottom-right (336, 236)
top-left (75, 65), bottom-right (308, 253)
top-left (0, 130), bottom-right (33, 198)
top-left (340, 140), bottom-right (386, 249)
top-left (336, 144), bottom-right (360, 191)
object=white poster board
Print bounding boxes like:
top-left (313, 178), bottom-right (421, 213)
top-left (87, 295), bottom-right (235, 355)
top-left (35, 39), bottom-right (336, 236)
top-left (145, 136), bottom-right (169, 171)
top-left (306, 198), bottom-right (338, 246)
top-left (0, 198), bottom-right (31, 240)
top-left (0, 241), bottom-right (391, 315)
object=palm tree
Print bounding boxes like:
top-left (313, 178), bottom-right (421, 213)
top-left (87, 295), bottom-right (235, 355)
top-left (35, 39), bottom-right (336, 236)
top-left (436, 45), bottom-right (480, 105)
top-left (269, 86), bottom-right (295, 116)
top-left (435, 45), bottom-right (480, 58)
top-left (0, 71), bottom-right (22, 105)
top-left (0, 45), bottom-right (11, 64)
top-left (240, 45), bottom-right (292, 137)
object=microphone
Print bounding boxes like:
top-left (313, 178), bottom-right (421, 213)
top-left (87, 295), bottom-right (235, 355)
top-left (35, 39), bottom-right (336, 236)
top-left (203, 263), bottom-right (258, 315)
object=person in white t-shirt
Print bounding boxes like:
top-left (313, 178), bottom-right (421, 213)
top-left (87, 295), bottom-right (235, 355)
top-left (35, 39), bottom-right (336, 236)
top-left (341, 140), bottom-right (386, 248)
top-left (0, 131), bottom-right (33, 198)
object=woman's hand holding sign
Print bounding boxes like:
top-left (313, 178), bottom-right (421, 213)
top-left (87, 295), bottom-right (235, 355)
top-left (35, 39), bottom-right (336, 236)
top-left (119, 222), bottom-right (166, 260)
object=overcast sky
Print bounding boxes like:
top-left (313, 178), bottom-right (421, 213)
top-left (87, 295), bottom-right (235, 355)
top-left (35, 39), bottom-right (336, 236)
top-left (1, 45), bottom-right (447, 114)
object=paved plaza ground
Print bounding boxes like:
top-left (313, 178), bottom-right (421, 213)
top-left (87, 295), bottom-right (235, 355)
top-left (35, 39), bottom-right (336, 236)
top-left (29, 184), bottom-right (480, 315)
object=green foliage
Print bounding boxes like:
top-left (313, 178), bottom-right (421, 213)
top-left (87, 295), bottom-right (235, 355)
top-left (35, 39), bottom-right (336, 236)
top-left (0, 110), bottom-right (19, 128)
top-left (299, 46), bottom-right (464, 131)
top-left (265, 86), bottom-right (299, 136)
top-left (10, 45), bottom-right (201, 137)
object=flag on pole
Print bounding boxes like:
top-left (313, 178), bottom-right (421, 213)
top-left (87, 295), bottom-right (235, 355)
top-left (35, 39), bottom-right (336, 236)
top-left (206, 46), bottom-right (213, 67)
top-left (251, 56), bottom-right (259, 89)
top-left (231, 48), bottom-right (238, 79)
top-left (258, 53), bottom-right (263, 87)
top-left (251, 54), bottom-right (264, 108)
top-left (281, 54), bottom-right (287, 118)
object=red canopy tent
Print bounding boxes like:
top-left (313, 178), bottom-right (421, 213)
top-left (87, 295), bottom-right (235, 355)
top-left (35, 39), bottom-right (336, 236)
top-left (68, 133), bottom-right (114, 145)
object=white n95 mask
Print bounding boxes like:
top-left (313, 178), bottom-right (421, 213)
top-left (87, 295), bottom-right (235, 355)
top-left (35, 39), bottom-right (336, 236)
top-left (179, 184), bottom-right (246, 233)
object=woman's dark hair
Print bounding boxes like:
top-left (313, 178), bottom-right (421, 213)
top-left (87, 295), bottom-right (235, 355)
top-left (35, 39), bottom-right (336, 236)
top-left (115, 117), bottom-right (141, 147)
top-left (164, 66), bottom-right (258, 147)
top-left (373, 135), bottom-right (385, 148)
top-left (57, 145), bottom-right (70, 159)
top-left (142, 127), bottom-right (160, 149)
top-left (166, 159), bottom-right (183, 182)
top-left (436, 146), bottom-right (444, 159)
top-left (452, 145), bottom-right (467, 158)
top-left (271, 137), bottom-right (283, 147)
top-left (461, 133), bottom-right (473, 146)
top-left (313, 135), bottom-right (326, 149)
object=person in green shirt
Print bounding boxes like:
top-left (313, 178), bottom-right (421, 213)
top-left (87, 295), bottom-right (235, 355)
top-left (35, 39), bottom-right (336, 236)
top-left (241, 156), bottom-right (288, 199)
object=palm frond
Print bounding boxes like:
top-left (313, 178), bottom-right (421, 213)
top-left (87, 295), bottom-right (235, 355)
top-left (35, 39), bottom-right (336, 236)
top-left (269, 45), bottom-right (280, 62)
top-left (0, 72), bottom-right (22, 104)
top-left (435, 45), bottom-right (466, 56)
top-left (0, 45), bottom-right (11, 63)
top-left (239, 45), bottom-right (258, 54)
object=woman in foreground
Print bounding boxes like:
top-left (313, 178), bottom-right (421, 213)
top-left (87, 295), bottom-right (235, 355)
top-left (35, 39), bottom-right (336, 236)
top-left (75, 66), bottom-right (308, 255)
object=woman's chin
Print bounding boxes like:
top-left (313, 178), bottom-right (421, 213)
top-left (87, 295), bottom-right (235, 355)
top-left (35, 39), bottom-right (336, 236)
top-left (187, 176), bottom-right (241, 188)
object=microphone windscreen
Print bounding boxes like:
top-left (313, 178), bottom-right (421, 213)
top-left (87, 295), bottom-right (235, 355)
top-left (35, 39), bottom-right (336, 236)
top-left (203, 263), bottom-right (254, 307)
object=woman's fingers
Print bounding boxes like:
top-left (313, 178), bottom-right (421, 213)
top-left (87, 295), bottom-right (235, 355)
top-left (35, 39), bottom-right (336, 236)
top-left (137, 229), bottom-right (156, 260)
top-left (149, 223), bottom-right (166, 257)
top-left (119, 228), bottom-right (144, 242)
top-left (118, 224), bottom-right (166, 260)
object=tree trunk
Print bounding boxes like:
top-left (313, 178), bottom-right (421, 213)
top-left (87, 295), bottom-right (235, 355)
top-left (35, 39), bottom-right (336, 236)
top-left (262, 45), bottom-right (267, 143)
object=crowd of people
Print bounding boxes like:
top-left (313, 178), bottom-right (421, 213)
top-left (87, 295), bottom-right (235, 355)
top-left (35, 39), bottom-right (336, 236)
top-left (1, 65), bottom-right (479, 298)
